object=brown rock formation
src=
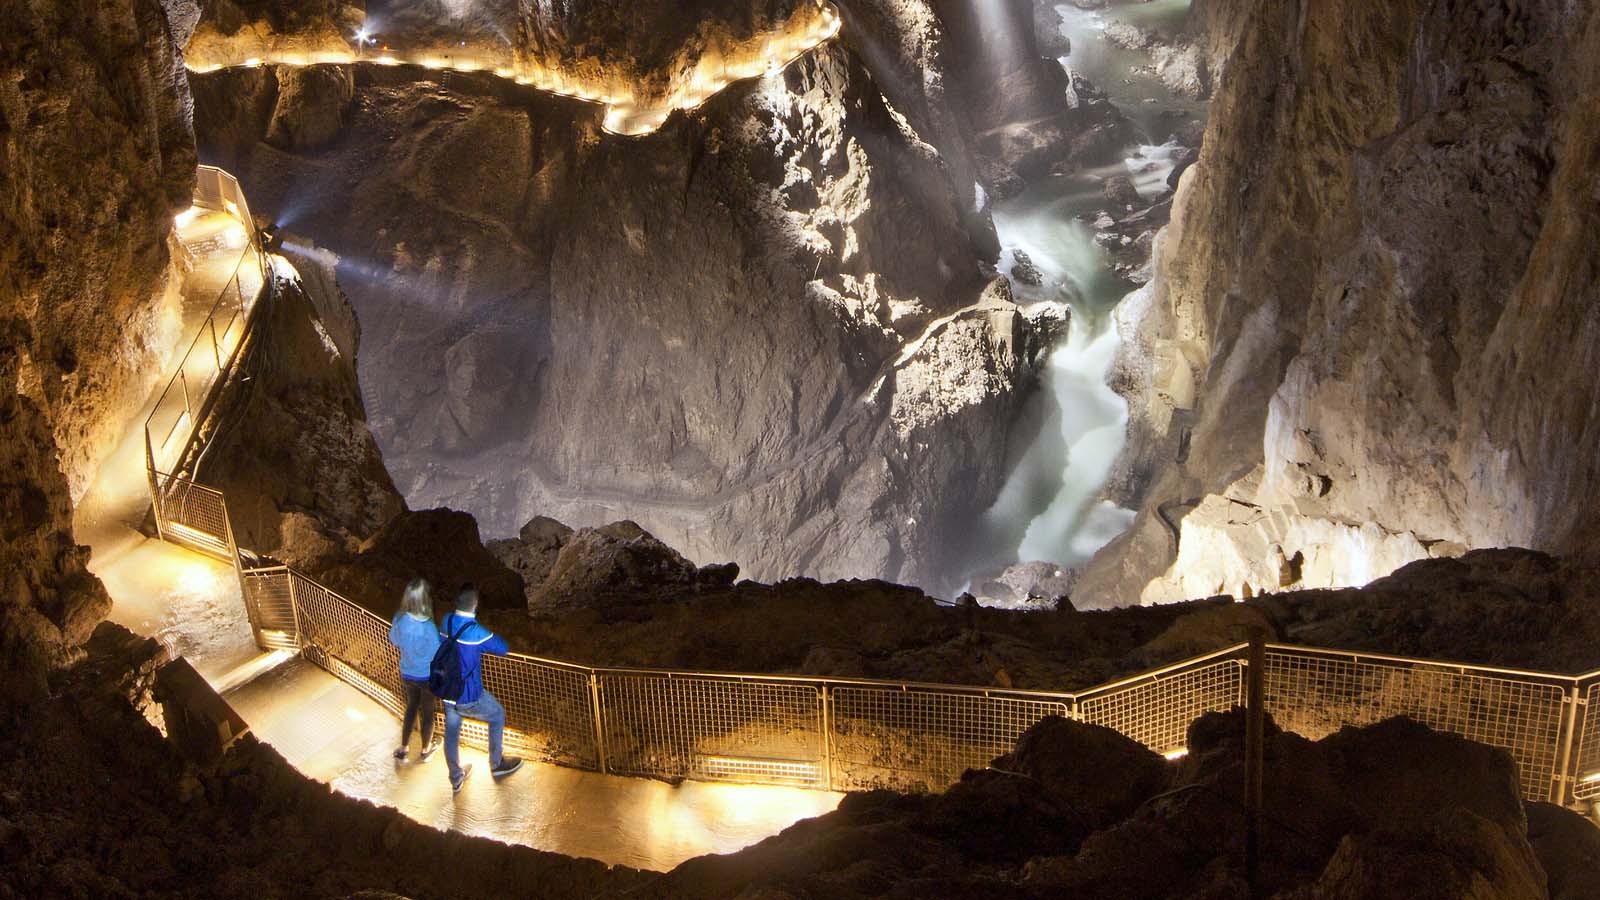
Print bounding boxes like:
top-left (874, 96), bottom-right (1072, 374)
top-left (1084, 0), bottom-right (1600, 608)
top-left (205, 242), bottom-right (404, 569)
top-left (644, 712), bottom-right (1583, 898)
top-left (1, 0), bottom-right (197, 499)
top-left (0, 622), bottom-right (637, 896)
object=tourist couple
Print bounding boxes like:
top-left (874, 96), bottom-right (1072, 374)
top-left (387, 579), bottom-right (523, 793)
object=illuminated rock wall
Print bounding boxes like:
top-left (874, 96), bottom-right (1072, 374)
top-left (192, 38), bottom-right (1056, 590)
top-left (1080, 0), bottom-right (1600, 607)
top-left (0, 0), bottom-right (193, 692)
top-left (185, 0), bottom-right (841, 135)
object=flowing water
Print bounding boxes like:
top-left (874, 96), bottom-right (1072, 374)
top-left (963, 1), bottom-right (1204, 605)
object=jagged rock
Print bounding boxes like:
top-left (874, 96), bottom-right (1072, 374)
top-left (194, 47), bottom-right (1050, 594)
top-left (265, 64), bottom-right (353, 151)
top-left (1, 0), bottom-right (194, 500)
top-left (1034, 3), bottom-right (1070, 57)
top-left (1102, 174), bottom-right (1142, 211)
top-left (318, 507), bottom-right (524, 614)
top-left (488, 515), bottom-right (574, 590)
top-left (993, 715), bottom-right (1167, 826)
top-left (206, 244), bottom-right (404, 567)
top-left (1086, 0), bottom-right (1600, 609)
top-left (1009, 249), bottom-right (1044, 286)
top-left (1526, 802), bottom-right (1600, 900)
top-left (0, 395), bottom-right (113, 705)
top-left (527, 520), bottom-right (716, 610)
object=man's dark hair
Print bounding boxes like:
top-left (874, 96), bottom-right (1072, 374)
top-left (456, 583), bottom-right (480, 613)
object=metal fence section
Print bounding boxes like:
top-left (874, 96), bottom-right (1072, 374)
top-left (1077, 649), bottom-right (1246, 757)
top-left (485, 653), bottom-right (600, 769)
top-left (1574, 680), bottom-right (1600, 801)
top-left (151, 471), bottom-right (234, 560)
top-left (240, 565), bottom-right (299, 650)
top-left (291, 573), bottom-right (407, 719)
top-left (599, 673), bottom-right (826, 787)
top-left (144, 165), bottom-right (267, 546)
top-left (827, 684), bottom-right (1068, 793)
top-left (1262, 647), bottom-right (1572, 802)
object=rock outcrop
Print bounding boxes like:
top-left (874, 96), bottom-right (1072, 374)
top-left (0, 0), bottom-right (195, 701)
top-left (1083, 0), bottom-right (1600, 608)
top-left (0, 622), bottom-right (637, 896)
top-left (205, 242), bottom-right (404, 569)
top-left (2, 0), bottom-right (196, 500)
top-left (647, 712), bottom-right (1586, 898)
top-left (192, 45), bottom-right (1059, 594)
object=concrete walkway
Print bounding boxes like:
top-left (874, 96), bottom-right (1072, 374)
top-left (74, 198), bottom-right (841, 872)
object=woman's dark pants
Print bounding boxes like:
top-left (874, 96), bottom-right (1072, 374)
top-left (402, 679), bottom-right (435, 747)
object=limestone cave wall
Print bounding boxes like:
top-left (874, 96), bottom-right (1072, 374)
top-left (0, 0), bottom-right (197, 694)
top-left (1081, 0), bottom-right (1600, 607)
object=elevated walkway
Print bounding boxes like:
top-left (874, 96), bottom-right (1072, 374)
top-left (75, 166), bottom-right (838, 871)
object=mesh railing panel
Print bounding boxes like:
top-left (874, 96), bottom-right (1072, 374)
top-left (828, 686), bottom-right (1068, 793)
top-left (1262, 650), bottom-right (1568, 801)
top-left (154, 472), bottom-right (230, 555)
top-left (240, 567), bottom-right (298, 649)
top-left (599, 674), bottom-right (825, 787)
top-left (290, 574), bottom-right (406, 719)
top-left (1078, 659), bottom-right (1245, 755)
top-left (482, 655), bottom-right (599, 769)
top-left (1574, 682), bottom-right (1600, 800)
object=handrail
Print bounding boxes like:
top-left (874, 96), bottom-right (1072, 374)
top-left (1263, 642), bottom-right (1588, 684)
top-left (146, 166), bottom-right (1600, 805)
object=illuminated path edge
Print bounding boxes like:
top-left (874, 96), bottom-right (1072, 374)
top-left (185, 3), bottom-right (842, 136)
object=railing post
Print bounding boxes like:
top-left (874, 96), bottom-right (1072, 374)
top-left (1555, 685), bottom-right (1584, 805)
top-left (209, 317), bottom-right (222, 369)
top-left (144, 431), bottom-right (166, 543)
top-left (1244, 630), bottom-right (1266, 900)
top-left (819, 684), bottom-right (834, 791)
top-left (589, 671), bottom-right (609, 774)
top-left (179, 369), bottom-right (193, 422)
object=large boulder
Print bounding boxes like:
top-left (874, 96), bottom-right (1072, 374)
top-left (264, 64), bottom-right (353, 151)
top-left (1525, 802), bottom-right (1600, 900)
top-left (527, 520), bottom-right (734, 611)
top-left (316, 507), bottom-right (524, 615)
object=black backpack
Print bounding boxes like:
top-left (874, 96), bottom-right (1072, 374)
top-left (428, 620), bottom-right (474, 701)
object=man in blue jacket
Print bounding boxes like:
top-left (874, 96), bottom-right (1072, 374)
top-left (439, 585), bottom-right (523, 792)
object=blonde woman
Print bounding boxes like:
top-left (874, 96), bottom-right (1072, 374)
top-left (387, 578), bottom-right (442, 760)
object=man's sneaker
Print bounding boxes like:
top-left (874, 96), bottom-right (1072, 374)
top-left (393, 746), bottom-right (408, 760)
top-left (491, 756), bottom-right (524, 779)
top-left (451, 764), bottom-right (473, 794)
top-left (419, 740), bottom-right (441, 762)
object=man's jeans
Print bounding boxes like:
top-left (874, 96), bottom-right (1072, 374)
top-left (444, 690), bottom-right (506, 779)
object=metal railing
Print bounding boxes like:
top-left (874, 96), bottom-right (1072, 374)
top-left (217, 561), bottom-right (1600, 803)
top-left (144, 165), bottom-right (268, 560)
top-left (141, 167), bottom-right (1600, 806)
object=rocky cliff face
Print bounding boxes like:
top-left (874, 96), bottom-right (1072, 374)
top-left (204, 242), bottom-right (404, 567)
top-left (2, 0), bottom-right (197, 501)
top-left (0, 0), bottom-right (197, 697)
top-left (1081, 0), bottom-right (1600, 608)
top-left (191, 34), bottom-right (1061, 592)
